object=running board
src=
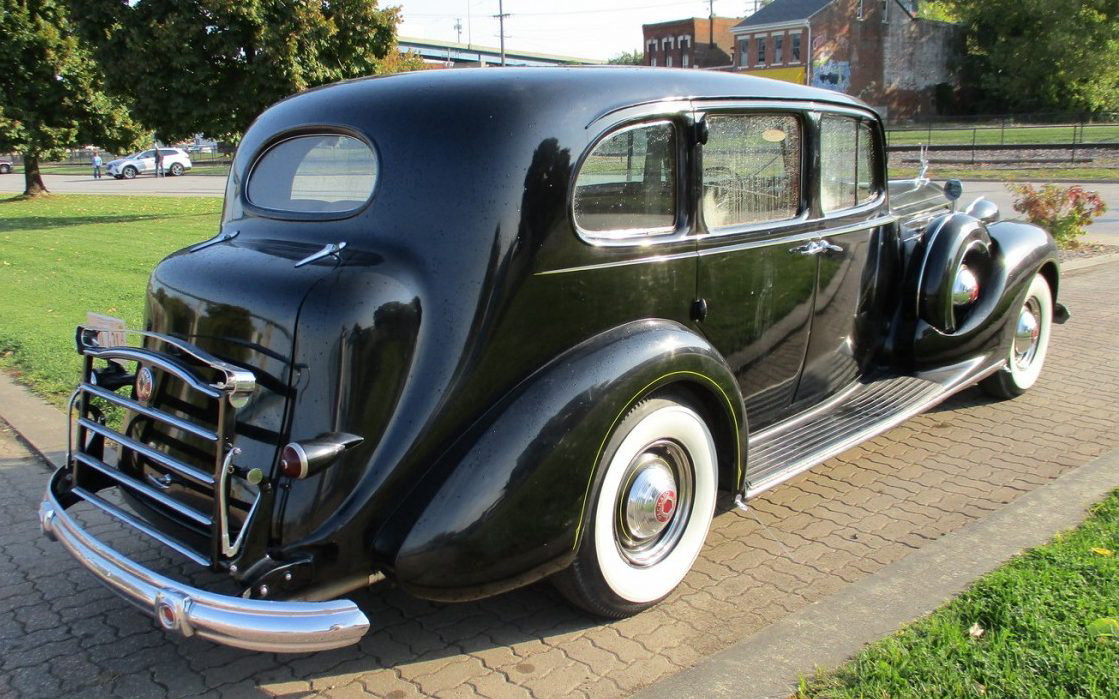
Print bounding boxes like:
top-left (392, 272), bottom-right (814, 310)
top-left (744, 355), bottom-right (1002, 498)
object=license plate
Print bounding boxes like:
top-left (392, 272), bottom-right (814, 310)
top-left (86, 312), bottom-right (127, 349)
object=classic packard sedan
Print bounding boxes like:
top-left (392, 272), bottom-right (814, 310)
top-left (40, 68), bottom-right (1065, 652)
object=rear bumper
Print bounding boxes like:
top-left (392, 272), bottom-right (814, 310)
top-left (39, 469), bottom-right (370, 652)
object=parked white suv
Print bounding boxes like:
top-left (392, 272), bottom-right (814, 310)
top-left (107, 148), bottom-right (192, 178)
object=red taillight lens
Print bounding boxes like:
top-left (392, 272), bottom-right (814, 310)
top-left (279, 444), bottom-right (305, 478)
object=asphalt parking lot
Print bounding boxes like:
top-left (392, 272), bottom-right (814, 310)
top-left (1, 256), bottom-right (1117, 697)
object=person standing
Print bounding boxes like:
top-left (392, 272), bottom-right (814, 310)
top-left (153, 145), bottom-right (164, 178)
top-left (92, 151), bottom-right (102, 179)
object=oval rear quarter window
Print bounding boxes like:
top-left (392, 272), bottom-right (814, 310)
top-left (247, 134), bottom-right (377, 214)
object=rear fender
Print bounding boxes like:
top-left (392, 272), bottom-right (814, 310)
top-left (384, 319), bottom-right (745, 601)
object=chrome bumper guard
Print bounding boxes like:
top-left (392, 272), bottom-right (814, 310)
top-left (40, 470), bottom-right (370, 652)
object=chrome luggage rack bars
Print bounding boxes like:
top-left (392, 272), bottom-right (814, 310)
top-left (66, 325), bottom-right (259, 568)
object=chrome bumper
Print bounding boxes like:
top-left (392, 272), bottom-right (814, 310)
top-left (39, 472), bottom-right (370, 653)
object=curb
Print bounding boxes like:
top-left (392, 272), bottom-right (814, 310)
top-left (0, 372), bottom-right (67, 470)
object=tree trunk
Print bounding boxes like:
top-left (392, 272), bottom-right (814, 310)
top-left (23, 154), bottom-right (48, 197)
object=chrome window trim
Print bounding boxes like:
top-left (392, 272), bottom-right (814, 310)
top-left (571, 116), bottom-right (685, 245)
top-left (696, 110), bottom-right (808, 236)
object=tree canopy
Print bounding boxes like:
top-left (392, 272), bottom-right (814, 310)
top-left (68, 0), bottom-right (423, 142)
top-left (951, 0), bottom-right (1119, 114)
top-left (607, 50), bottom-right (644, 65)
top-left (0, 0), bottom-right (145, 195)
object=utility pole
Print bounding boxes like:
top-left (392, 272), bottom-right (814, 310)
top-left (494, 0), bottom-right (509, 66)
top-left (709, 0), bottom-right (715, 47)
top-left (454, 18), bottom-right (463, 45)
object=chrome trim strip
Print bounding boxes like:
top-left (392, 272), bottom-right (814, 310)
top-left (76, 414), bottom-right (215, 486)
top-left (538, 215), bottom-right (898, 276)
top-left (81, 383), bottom-right (219, 443)
top-left (81, 348), bottom-right (222, 398)
top-left (40, 475), bottom-right (371, 652)
top-left (72, 448), bottom-right (213, 528)
top-left (69, 485), bottom-right (211, 566)
top-left (744, 355), bottom-right (1003, 499)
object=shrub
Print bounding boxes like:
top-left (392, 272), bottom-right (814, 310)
top-left (1009, 184), bottom-right (1108, 248)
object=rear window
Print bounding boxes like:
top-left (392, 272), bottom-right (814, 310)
top-left (247, 134), bottom-right (377, 214)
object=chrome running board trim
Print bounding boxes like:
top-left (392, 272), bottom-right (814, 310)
top-left (744, 355), bottom-right (1003, 499)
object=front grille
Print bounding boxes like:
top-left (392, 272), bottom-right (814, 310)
top-left (66, 325), bottom-right (258, 568)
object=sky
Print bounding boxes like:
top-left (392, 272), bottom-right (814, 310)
top-left (393, 1), bottom-right (760, 62)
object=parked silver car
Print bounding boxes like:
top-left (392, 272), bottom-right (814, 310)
top-left (107, 148), bottom-right (192, 178)
top-left (0, 158), bottom-right (12, 174)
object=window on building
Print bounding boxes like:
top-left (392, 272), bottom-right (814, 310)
top-left (756, 36), bottom-right (767, 65)
top-left (573, 121), bottom-right (677, 236)
top-left (881, 0), bottom-right (889, 22)
top-left (791, 34), bottom-right (801, 63)
top-left (820, 116), bottom-right (880, 213)
top-left (683, 53), bottom-right (690, 68)
top-left (667, 56), bottom-right (673, 67)
top-left (701, 114), bottom-right (802, 228)
top-left (774, 35), bottom-right (784, 64)
top-left (651, 56), bottom-right (658, 66)
top-left (740, 40), bottom-right (749, 66)
top-left (856, 0), bottom-right (864, 20)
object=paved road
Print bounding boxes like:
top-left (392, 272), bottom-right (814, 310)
top-left (0, 173), bottom-right (224, 197)
top-left (2, 260), bottom-right (1117, 697)
top-left (3, 174), bottom-right (1116, 242)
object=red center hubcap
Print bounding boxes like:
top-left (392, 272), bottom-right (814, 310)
top-left (654, 491), bottom-right (676, 523)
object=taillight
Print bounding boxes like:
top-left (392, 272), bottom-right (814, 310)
top-left (279, 433), bottom-right (363, 479)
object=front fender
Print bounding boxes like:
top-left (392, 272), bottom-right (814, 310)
top-left (385, 319), bottom-right (745, 602)
top-left (911, 217), bottom-right (1058, 367)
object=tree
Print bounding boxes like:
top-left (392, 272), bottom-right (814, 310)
top-left (0, 0), bottom-right (145, 196)
top-left (918, 1), bottom-right (959, 22)
top-left (68, 0), bottom-right (423, 143)
top-left (608, 50), bottom-right (644, 66)
top-left (951, 0), bottom-right (1119, 114)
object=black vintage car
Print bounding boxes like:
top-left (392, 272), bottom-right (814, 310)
top-left (40, 68), bottom-right (1065, 652)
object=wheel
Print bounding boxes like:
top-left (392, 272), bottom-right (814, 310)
top-left (980, 274), bottom-right (1053, 399)
top-left (169, 162), bottom-right (184, 176)
top-left (123, 165), bottom-right (137, 179)
top-left (0, 164), bottom-right (10, 174)
top-left (553, 395), bottom-right (717, 617)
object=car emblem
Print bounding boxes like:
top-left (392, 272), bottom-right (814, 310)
top-left (135, 366), bottom-right (155, 403)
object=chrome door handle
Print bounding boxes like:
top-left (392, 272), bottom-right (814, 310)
top-left (790, 239), bottom-right (843, 256)
top-left (790, 240), bottom-right (823, 255)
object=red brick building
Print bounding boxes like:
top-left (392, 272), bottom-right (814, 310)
top-left (730, 0), bottom-right (962, 119)
top-left (642, 17), bottom-right (739, 69)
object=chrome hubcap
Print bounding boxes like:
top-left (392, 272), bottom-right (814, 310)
top-left (616, 440), bottom-right (692, 567)
top-left (1013, 298), bottom-right (1041, 370)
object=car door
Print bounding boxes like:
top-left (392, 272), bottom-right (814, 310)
top-left (792, 112), bottom-right (889, 406)
top-left (693, 106), bottom-right (818, 430)
top-left (137, 150), bottom-right (155, 173)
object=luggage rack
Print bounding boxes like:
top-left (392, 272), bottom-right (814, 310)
top-left (65, 325), bottom-right (259, 568)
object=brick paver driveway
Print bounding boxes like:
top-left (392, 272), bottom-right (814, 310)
top-left (2, 261), bottom-right (1117, 698)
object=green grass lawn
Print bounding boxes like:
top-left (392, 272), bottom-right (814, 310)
top-left (890, 165), bottom-right (1119, 182)
top-left (887, 123), bottom-right (1119, 147)
top-left (798, 489), bottom-right (1119, 698)
top-left (0, 194), bottom-right (223, 406)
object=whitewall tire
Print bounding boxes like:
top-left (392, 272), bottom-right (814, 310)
top-left (981, 273), bottom-right (1053, 399)
top-left (554, 395), bottom-right (717, 617)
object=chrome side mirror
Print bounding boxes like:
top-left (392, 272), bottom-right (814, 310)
top-left (965, 197), bottom-right (999, 224)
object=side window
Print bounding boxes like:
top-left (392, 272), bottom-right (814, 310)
top-left (573, 121), bottom-right (677, 236)
top-left (701, 113), bottom-right (801, 229)
top-left (820, 115), bottom-right (880, 213)
top-left (159, 149), bottom-right (176, 156)
top-left (139, 150), bottom-right (155, 159)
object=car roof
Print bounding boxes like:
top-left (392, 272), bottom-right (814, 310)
top-left (278, 66), bottom-right (872, 122)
